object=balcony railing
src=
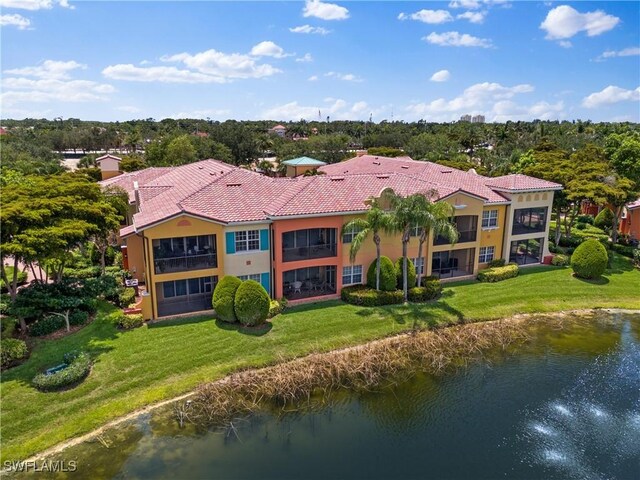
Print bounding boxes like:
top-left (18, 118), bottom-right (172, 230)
top-left (154, 253), bottom-right (217, 274)
top-left (435, 229), bottom-right (477, 245)
top-left (282, 244), bottom-right (337, 262)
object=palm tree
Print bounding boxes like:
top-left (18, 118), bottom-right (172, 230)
top-left (341, 198), bottom-right (393, 290)
top-left (387, 191), bottom-right (428, 302)
top-left (415, 201), bottom-right (459, 287)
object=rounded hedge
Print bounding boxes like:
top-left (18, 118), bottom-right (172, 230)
top-left (571, 239), bottom-right (608, 279)
top-left (234, 280), bottom-right (270, 327)
top-left (32, 352), bottom-right (91, 391)
top-left (213, 276), bottom-right (242, 323)
top-left (1, 338), bottom-right (28, 369)
top-left (341, 285), bottom-right (404, 306)
top-left (366, 256), bottom-right (397, 291)
top-left (395, 257), bottom-right (417, 290)
top-left (594, 208), bottom-right (615, 231)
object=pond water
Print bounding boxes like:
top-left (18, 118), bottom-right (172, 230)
top-left (17, 313), bottom-right (640, 480)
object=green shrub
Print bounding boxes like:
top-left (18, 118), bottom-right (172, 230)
top-left (395, 257), bottom-right (417, 289)
top-left (234, 280), bottom-right (270, 327)
top-left (32, 352), bottom-right (91, 392)
top-left (29, 315), bottom-right (65, 336)
top-left (366, 256), bottom-right (397, 291)
top-left (571, 238), bottom-right (608, 279)
top-left (116, 312), bottom-right (144, 330)
top-left (118, 287), bottom-right (136, 308)
top-left (594, 208), bottom-right (615, 231)
top-left (268, 299), bottom-right (286, 318)
top-left (611, 243), bottom-right (635, 258)
top-left (341, 285), bottom-right (404, 306)
top-left (488, 258), bottom-right (506, 268)
top-left (213, 275), bottom-right (242, 323)
top-left (407, 280), bottom-right (442, 302)
top-left (633, 248), bottom-right (640, 267)
top-left (69, 310), bottom-right (89, 326)
top-left (65, 266), bottom-right (101, 279)
top-left (1, 316), bottom-right (17, 335)
top-left (477, 264), bottom-right (519, 283)
top-left (1, 338), bottom-right (28, 369)
top-left (577, 214), bottom-right (594, 225)
top-left (421, 276), bottom-right (443, 297)
top-left (551, 254), bottom-right (570, 266)
top-left (575, 222), bottom-right (587, 230)
top-left (0, 266), bottom-right (28, 292)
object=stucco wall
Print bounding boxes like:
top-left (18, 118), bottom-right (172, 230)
top-left (223, 223), bottom-right (271, 277)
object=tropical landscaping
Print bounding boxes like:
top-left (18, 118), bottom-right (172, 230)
top-left (1, 252), bottom-right (639, 463)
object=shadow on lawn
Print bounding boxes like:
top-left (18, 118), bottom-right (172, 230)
top-left (214, 319), bottom-right (273, 336)
top-left (147, 314), bottom-right (215, 329)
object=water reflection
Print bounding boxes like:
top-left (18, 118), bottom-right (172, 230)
top-left (13, 313), bottom-right (640, 480)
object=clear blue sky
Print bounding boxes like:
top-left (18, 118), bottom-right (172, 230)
top-left (1, 0), bottom-right (638, 122)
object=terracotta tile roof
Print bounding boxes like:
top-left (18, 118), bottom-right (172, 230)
top-left (485, 174), bottom-right (562, 192)
top-left (108, 155), bottom-right (561, 235)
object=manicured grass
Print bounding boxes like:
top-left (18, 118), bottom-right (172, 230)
top-left (1, 254), bottom-right (639, 461)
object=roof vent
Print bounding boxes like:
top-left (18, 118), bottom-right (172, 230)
top-left (198, 166), bottom-right (204, 170)
top-left (440, 169), bottom-right (453, 173)
top-left (373, 161), bottom-right (381, 165)
top-left (401, 165), bottom-right (409, 169)
top-left (209, 172), bottom-right (216, 176)
top-left (226, 183), bottom-right (242, 187)
top-left (376, 175), bottom-right (390, 179)
top-left (330, 176), bottom-right (345, 181)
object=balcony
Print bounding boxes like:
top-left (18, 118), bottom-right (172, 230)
top-left (512, 207), bottom-right (547, 235)
top-left (282, 228), bottom-right (338, 263)
top-left (434, 215), bottom-right (478, 245)
top-left (435, 229), bottom-right (477, 245)
top-left (154, 253), bottom-right (217, 274)
top-left (282, 244), bottom-right (337, 262)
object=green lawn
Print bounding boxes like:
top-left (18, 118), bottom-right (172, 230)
top-left (2, 255), bottom-right (639, 462)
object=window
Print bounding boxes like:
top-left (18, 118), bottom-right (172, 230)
top-left (479, 246), bottom-right (495, 263)
top-left (512, 207), bottom-right (547, 235)
top-left (510, 238), bottom-right (543, 265)
top-left (238, 273), bottom-right (261, 282)
top-left (235, 230), bottom-right (260, 252)
top-left (161, 276), bottom-right (217, 298)
top-left (411, 257), bottom-right (425, 275)
top-left (342, 226), bottom-right (362, 243)
top-left (410, 225), bottom-right (421, 237)
top-left (342, 265), bottom-right (363, 285)
top-left (482, 210), bottom-right (498, 228)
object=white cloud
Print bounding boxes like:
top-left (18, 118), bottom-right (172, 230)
top-left (303, 0), bottom-right (349, 21)
top-left (398, 9), bottom-right (453, 24)
top-left (102, 64), bottom-right (226, 84)
top-left (596, 47), bottom-right (640, 61)
top-left (262, 98), bottom-right (370, 121)
top-left (325, 71), bottom-right (363, 82)
top-left (558, 40), bottom-right (572, 48)
top-left (162, 49), bottom-right (281, 81)
top-left (540, 5), bottom-right (620, 40)
top-left (296, 53), bottom-right (313, 63)
top-left (492, 100), bottom-right (564, 121)
top-left (289, 24), bottom-right (331, 35)
top-left (0, 13), bottom-right (31, 29)
top-left (449, 0), bottom-right (481, 9)
top-left (1, 77), bottom-right (114, 107)
top-left (406, 81), bottom-right (535, 120)
top-left (430, 69), bottom-right (451, 82)
top-left (0, 0), bottom-right (72, 10)
top-left (582, 85), bottom-right (640, 108)
top-left (250, 41), bottom-right (292, 58)
top-left (308, 75), bottom-right (318, 81)
top-left (457, 11), bottom-right (485, 23)
top-left (423, 31), bottom-right (492, 48)
top-left (4, 60), bottom-right (86, 79)
top-left (105, 48), bottom-right (282, 84)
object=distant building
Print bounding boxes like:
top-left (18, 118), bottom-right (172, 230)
top-left (96, 154), bottom-right (122, 180)
top-left (268, 124), bottom-right (287, 137)
top-left (0, 127), bottom-right (7, 135)
top-left (460, 115), bottom-right (472, 122)
top-left (472, 115), bottom-right (485, 123)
